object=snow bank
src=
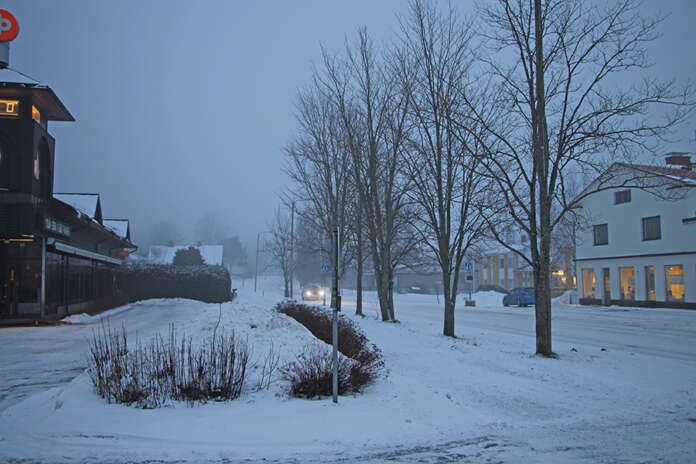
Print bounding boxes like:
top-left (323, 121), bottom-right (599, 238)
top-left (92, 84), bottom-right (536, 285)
top-left (1, 285), bottom-right (695, 463)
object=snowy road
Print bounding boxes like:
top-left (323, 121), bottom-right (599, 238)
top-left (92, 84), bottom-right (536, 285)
top-left (1, 288), bottom-right (695, 463)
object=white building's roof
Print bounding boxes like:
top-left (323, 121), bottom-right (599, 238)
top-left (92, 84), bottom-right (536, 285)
top-left (147, 245), bottom-right (223, 265)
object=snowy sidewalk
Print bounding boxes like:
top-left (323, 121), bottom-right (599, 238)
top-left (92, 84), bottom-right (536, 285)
top-left (0, 287), bottom-right (695, 463)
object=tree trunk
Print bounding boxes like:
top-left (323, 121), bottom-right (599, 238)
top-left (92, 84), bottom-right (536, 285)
top-left (534, 245), bottom-right (553, 355)
top-left (442, 270), bottom-right (455, 337)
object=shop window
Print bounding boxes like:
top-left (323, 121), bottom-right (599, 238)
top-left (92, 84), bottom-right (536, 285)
top-left (644, 266), bottom-right (655, 301)
top-left (582, 268), bottom-right (596, 298)
top-left (593, 224), bottom-right (608, 246)
top-left (619, 267), bottom-right (635, 300)
top-left (642, 216), bottom-right (661, 241)
top-left (614, 190), bottom-right (631, 204)
top-left (665, 265), bottom-right (684, 302)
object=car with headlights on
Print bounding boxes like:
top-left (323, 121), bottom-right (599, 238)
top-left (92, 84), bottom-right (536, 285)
top-left (503, 287), bottom-right (535, 307)
top-left (301, 283), bottom-right (326, 301)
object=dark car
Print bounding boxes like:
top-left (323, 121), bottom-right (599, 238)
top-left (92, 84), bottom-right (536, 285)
top-left (503, 287), bottom-right (535, 307)
top-left (301, 283), bottom-right (326, 301)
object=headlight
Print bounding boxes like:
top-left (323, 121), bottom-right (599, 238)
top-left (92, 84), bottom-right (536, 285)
top-left (319, 289), bottom-right (325, 296)
top-left (304, 291), bottom-right (311, 297)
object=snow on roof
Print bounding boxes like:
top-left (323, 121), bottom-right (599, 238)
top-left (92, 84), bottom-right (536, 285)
top-left (53, 193), bottom-right (100, 221)
top-left (104, 219), bottom-right (129, 239)
top-left (147, 245), bottom-right (223, 265)
top-left (620, 163), bottom-right (696, 184)
top-left (0, 68), bottom-right (40, 85)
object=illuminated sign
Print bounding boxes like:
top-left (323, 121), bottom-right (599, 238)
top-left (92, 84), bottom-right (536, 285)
top-left (0, 10), bottom-right (18, 42)
top-left (0, 99), bottom-right (18, 116)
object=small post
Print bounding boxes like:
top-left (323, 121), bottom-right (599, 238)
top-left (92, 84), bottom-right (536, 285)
top-left (332, 228), bottom-right (340, 403)
top-left (254, 232), bottom-right (260, 292)
top-left (290, 201), bottom-right (295, 299)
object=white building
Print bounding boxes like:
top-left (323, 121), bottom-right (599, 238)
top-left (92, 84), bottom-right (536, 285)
top-left (575, 157), bottom-right (696, 309)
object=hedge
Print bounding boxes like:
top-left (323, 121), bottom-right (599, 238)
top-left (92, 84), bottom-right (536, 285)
top-left (118, 264), bottom-right (232, 303)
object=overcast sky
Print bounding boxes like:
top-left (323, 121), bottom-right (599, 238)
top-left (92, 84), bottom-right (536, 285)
top-left (5, 0), bottom-right (696, 248)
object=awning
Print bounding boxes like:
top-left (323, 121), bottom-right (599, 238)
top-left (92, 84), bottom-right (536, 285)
top-left (49, 240), bottom-right (122, 265)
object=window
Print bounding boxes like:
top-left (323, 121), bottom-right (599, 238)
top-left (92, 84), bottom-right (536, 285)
top-left (582, 268), bottom-right (596, 298)
top-left (500, 257), bottom-right (505, 267)
top-left (32, 105), bottom-right (41, 124)
top-left (614, 190), bottom-right (631, 204)
top-left (644, 266), bottom-right (655, 301)
top-left (619, 267), bottom-right (635, 300)
top-left (665, 265), bottom-right (684, 302)
top-left (642, 216), bottom-right (661, 241)
top-left (593, 224), bottom-right (608, 246)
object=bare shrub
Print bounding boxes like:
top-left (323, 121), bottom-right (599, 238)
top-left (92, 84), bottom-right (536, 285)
top-left (280, 344), bottom-right (355, 398)
top-left (87, 323), bottom-right (249, 408)
top-left (255, 340), bottom-right (281, 391)
top-left (275, 301), bottom-right (384, 396)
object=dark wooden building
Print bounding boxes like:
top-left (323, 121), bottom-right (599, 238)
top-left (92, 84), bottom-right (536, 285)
top-left (0, 69), bottom-right (135, 319)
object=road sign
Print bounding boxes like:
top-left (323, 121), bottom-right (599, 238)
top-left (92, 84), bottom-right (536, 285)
top-left (0, 10), bottom-right (19, 42)
top-left (463, 262), bottom-right (473, 272)
top-left (321, 263), bottom-right (330, 273)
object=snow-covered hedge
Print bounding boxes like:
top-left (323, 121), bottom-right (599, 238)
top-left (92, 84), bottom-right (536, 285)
top-left (276, 301), bottom-right (384, 397)
top-left (118, 264), bottom-right (232, 303)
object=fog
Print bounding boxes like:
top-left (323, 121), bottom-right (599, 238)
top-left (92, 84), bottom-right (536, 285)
top-left (8, 0), bottom-right (696, 252)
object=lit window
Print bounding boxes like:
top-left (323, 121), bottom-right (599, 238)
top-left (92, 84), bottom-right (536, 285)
top-left (614, 190), bottom-right (631, 204)
top-left (32, 105), bottom-right (41, 124)
top-left (593, 224), bottom-right (608, 246)
top-left (619, 267), bottom-right (635, 300)
top-left (642, 216), bottom-right (661, 241)
top-left (582, 269), bottom-right (596, 298)
top-left (665, 265), bottom-right (684, 302)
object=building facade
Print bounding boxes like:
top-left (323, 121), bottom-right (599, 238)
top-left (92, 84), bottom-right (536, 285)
top-left (0, 69), bottom-right (135, 319)
top-left (575, 159), bottom-right (696, 309)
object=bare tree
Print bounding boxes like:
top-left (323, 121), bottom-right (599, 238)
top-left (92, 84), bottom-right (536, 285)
top-left (466, 0), bottom-right (694, 355)
top-left (283, 71), bottom-right (355, 290)
top-left (338, 28), bottom-right (417, 322)
top-left (267, 208), bottom-right (294, 298)
top-left (397, 0), bottom-right (489, 337)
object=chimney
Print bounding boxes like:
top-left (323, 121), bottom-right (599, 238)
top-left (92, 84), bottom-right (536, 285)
top-left (664, 152), bottom-right (693, 171)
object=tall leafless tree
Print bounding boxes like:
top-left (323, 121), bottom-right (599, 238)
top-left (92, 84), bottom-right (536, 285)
top-left (284, 72), bottom-right (355, 290)
top-left (465, 0), bottom-right (694, 355)
top-left (397, 0), bottom-right (490, 337)
top-left (342, 29), bottom-right (417, 322)
top-left (267, 208), bottom-right (294, 298)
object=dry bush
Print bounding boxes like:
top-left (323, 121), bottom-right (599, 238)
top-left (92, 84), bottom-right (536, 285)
top-left (275, 301), bottom-right (384, 397)
top-left (280, 344), bottom-right (355, 398)
top-left (87, 323), bottom-right (249, 408)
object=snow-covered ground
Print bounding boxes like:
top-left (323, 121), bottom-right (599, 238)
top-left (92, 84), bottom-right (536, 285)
top-left (1, 277), bottom-right (695, 463)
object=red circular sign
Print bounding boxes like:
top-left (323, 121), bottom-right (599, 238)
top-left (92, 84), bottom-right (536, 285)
top-left (0, 10), bottom-right (19, 42)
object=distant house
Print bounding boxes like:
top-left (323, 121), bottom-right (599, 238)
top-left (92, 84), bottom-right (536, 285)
top-left (574, 155), bottom-right (696, 309)
top-left (147, 245), bottom-right (223, 266)
top-left (478, 235), bottom-right (534, 292)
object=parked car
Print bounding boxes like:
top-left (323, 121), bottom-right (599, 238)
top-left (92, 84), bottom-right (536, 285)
top-left (301, 283), bottom-right (326, 301)
top-left (503, 287), bottom-right (535, 307)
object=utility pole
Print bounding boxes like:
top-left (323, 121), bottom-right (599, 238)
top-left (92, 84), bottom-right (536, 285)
top-left (290, 201), bottom-right (295, 299)
top-left (254, 232), bottom-right (260, 292)
top-left (332, 227), bottom-right (340, 403)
